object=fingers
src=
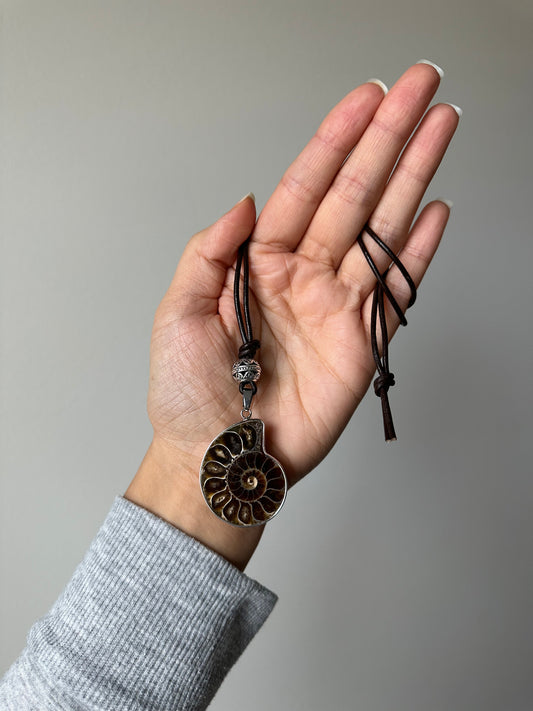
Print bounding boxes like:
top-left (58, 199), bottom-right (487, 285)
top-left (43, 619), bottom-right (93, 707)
top-left (360, 200), bottom-right (450, 339)
top-left (296, 62), bottom-right (443, 268)
top-left (163, 194), bottom-right (257, 317)
top-left (253, 81), bottom-right (387, 251)
top-left (338, 101), bottom-right (460, 295)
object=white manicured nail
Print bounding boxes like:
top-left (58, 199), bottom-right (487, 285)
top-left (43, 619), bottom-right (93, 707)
top-left (239, 192), bottom-right (256, 204)
top-left (437, 198), bottom-right (454, 209)
top-left (445, 102), bottom-right (463, 117)
top-left (416, 59), bottom-right (444, 78)
top-left (367, 78), bottom-right (388, 94)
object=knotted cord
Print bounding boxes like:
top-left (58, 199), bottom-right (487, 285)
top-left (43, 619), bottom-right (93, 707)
top-left (357, 223), bottom-right (417, 442)
top-left (234, 238), bottom-right (260, 405)
top-left (234, 238), bottom-right (260, 359)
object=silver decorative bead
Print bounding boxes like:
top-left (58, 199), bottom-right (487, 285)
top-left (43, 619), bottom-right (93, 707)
top-left (232, 359), bottom-right (261, 383)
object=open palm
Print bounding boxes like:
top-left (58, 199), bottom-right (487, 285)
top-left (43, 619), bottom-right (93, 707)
top-left (147, 63), bottom-right (459, 489)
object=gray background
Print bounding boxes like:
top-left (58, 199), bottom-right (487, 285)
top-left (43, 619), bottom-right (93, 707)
top-left (1, 1), bottom-right (532, 710)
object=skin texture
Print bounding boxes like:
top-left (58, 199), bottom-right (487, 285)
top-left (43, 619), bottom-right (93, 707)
top-left (124, 63), bottom-right (460, 570)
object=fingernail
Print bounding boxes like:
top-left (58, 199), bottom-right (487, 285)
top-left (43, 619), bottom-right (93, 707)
top-left (239, 192), bottom-right (256, 204)
top-left (445, 102), bottom-right (463, 117)
top-left (437, 198), bottom-right (454, 209)
top-left (367, 78), bottom-right (388, 94)
top-left (416, 59), bottom-right (444, 79)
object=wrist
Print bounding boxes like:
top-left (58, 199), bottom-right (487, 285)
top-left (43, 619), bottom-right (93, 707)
top-left (124, 437), bottom-right (264, 571)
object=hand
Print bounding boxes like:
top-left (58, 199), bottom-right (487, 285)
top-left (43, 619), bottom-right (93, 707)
top-left (125, 62), bottom-right (460, 568)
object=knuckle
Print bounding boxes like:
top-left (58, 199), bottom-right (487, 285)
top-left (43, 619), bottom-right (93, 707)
top-left (393, 158), bottom-right (428, 187)
top-left (369, 213), bottom-right (404, 244)
top-left (372, 85), bottom-right (425, 140)
top-left (401, 241), bottom-right (429, 262)
top-left (386, 275), bottom-right (413, 310)
top-left (316, 110), bottom-right (357, 155)
top-left (280, 166), bottom-right (324, 206)
top-left (332, 170), bottom-right (375, 210)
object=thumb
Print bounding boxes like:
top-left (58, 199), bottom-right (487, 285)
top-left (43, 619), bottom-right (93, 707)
top-left (164, 193), bottom-right (257, 316)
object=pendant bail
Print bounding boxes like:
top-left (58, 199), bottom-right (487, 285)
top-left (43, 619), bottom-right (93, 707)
top-left (240, 381), bottom-right (257, 414)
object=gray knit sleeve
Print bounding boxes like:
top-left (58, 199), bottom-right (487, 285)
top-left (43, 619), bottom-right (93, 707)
top-left (0, 496), bottom-right (277, 710)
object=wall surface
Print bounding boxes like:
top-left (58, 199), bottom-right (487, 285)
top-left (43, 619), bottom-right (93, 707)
top-left (1, 1), bottom-right (532, 710)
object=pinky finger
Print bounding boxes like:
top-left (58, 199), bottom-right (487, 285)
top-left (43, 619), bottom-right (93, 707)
top-left (361, 199), bottom-right (451, 341)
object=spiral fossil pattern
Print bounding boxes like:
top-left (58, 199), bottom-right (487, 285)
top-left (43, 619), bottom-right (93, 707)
top-left (200, 419), bottom-right (287, 526)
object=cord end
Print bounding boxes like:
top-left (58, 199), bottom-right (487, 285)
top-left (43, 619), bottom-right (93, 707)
top-left (375, 374), bottom-right (397, 442)
top-left (383, 413), bottom-right (397, 443)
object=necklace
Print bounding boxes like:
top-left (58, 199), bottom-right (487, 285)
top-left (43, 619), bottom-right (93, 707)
top-left (199, 237), bottom-right (288, 527)
top-left (199, 222), bottom-right (417, 525)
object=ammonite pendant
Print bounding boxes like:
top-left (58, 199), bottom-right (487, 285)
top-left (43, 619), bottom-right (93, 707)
top-left (200, 419), bottom-right (287, 527)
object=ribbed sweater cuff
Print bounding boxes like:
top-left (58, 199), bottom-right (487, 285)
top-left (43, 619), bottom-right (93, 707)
top-left (1, 496), bottom-right (277, 710)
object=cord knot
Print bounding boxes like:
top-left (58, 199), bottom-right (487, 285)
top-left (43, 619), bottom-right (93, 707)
top-left (357, 222), bottom-right (417, 442)
top-left (374, 372), bottom-right (395, 396)
top-left (238, 339), bottom-right (261, 359)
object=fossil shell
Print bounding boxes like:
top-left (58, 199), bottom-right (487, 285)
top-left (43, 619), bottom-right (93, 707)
top-left (200, 419), bottom-right (287, 527)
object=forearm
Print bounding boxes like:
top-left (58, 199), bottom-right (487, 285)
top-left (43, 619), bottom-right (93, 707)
top-left (0, 496), bottom-right (277, 711)
top-left (124, 437), bottom-right (265, 570)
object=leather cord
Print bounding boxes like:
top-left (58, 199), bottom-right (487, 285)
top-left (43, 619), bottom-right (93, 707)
top-left (235, 228), bottom-right (416, 441)
top-left (234, 238), bottom-right (260, 360)
top-left (357, 223), bottom-right (417, 442)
